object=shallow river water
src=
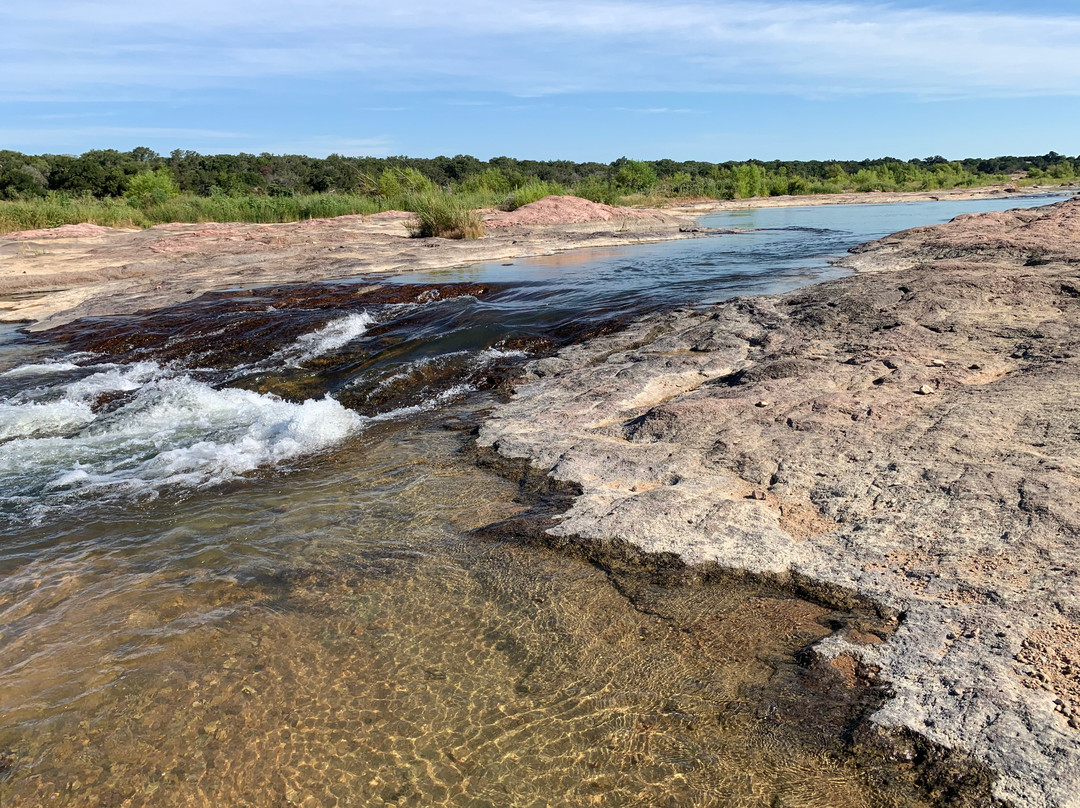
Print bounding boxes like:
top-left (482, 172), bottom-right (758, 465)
top-left (0, 196), bottom-right (1066, 807)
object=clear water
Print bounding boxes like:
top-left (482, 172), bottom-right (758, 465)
top-left (393, 195), bottom-right (1065, 306)
top-left (0, 196), bottom-right (1065, 806)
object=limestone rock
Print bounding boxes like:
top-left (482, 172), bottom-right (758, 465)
top-left (481, 197), bottom-right (1080, 808)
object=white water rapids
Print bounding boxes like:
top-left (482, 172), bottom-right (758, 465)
top-left (0, 314), bottom-right (380, 523)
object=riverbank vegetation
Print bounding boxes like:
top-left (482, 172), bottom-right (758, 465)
top-left (0, 148), bottom-right (1076, 234)
top-left (405, 190), bottom-right (484, 239)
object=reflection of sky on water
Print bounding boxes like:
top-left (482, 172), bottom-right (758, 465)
top-left (391, 195), bottom-right (1070, 314)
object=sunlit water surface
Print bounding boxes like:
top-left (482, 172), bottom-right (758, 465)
top-left (0, 196), bottom-right (1066, 806)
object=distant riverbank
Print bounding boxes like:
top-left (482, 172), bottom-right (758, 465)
top-left (3, 189), bottom-right (1074, 330)
top-left (670, 181), bottom-right (1075, 212)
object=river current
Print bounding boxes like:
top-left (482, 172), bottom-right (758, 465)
top-left (0, 196), bottom-right (1065, 807)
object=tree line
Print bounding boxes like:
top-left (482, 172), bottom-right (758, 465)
top-left (1, 148), bottom-right (1077, 203)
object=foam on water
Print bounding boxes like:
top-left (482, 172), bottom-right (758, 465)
top-left (0, 361), bottom-right (365, 522)
top-left (476, 347), bottom-right (528, 362)
top-left (367, 383), bottom-right (476, 421)
top-left (0, 308), bottom-right (503, 522)
top-left (363, 351), bottom-right (470, 397)
top-left (269, 311), bottom-right (376, 367)
top-left (1, 361), bottom-right (83, 378)
top-left (0, 399), bottom-right (96, 441)
top-left (0, 362), bottom-right (159, 441)
top-left (364, 347), bottom-right (528, 396)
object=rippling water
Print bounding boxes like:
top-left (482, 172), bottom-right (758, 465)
top-left (0, 196), bottom-right (1065, 806)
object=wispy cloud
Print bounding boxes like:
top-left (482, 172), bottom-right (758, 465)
top-left (2, 1), bottom-right (1079, 100)
top-left (248, 136), bottom-right (395, 158)
top-left (0, 126), bottom-right (244, 144)
top-left (22, 111), bottom-right (118, 121)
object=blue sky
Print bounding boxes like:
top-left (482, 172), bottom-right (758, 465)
top-left (1, 1), bottom-right (1078, 162)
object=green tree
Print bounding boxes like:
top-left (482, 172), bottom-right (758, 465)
top-left (614, 160), bottom-right (658, 192)
top-left (732, 163), bottom-right (766, 198)
top-left (125, 168), bottom-right (180, 207)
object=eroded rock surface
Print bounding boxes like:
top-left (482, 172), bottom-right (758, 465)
top-left (480, 197), bottom-right (1080, 808)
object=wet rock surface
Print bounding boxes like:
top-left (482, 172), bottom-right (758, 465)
top-left (479, 197), bottom-right (1080, 808)
top-left (42, 282), bottom-right (503, 369)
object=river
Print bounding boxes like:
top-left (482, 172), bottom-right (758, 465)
top-left (0, 195), bottom-right (1066, 807)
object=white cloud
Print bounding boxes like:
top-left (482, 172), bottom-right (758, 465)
top-left (2, 1), bottom-right (1079, 99)
top-left (614, 107), bottom-right (702, 114)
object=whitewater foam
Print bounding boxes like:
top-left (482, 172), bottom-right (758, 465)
top-left (0, 363), bottom-right (365, 522)
top-left (269, 311), bottom-right (376, 367)
top-left (0, 399), bottom-right (95, 441)
top-left (1, 361), bottom-right (83, 378)
top-left (368, 384), bottom-right (475, 421)
top-left (474, 347), bottom-right (528, 363)
top-left (0, 362), bottom-right (163, 441)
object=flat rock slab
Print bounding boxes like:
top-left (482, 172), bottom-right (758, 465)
top-left (480, 197), bottom-right (1080, 808)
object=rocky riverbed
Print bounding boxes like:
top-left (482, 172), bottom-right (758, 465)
top-left (0, 198), bottom-right (704, 329)
top-left (479, 196), bottom-right (1080, 808)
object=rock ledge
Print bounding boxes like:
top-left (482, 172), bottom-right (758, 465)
top-left (480, 197), bottom-right (1080, 808)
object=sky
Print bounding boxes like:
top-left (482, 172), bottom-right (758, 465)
top-left (1, 1), bottom-right (1078, 162)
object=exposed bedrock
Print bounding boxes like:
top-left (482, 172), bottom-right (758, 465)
top-left (479, 197), bottom-right (1080, 808)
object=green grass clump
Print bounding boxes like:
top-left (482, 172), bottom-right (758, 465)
top-left (404, 191), bottom-right (484, 239)
top-left (0, 194), bottom-right (143, 231)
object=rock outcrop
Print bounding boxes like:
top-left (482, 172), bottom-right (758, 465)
top-left (480, 197), bottom-right (1080, 808)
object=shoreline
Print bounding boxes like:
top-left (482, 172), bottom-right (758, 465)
top-left (2, 189), bottom-right (1078, 803)
top-left (0, 203), bottom-right (709, 331)
top-left (668, 183), bottom-right (1075, 213)
top-left (479, 196), bottom-right (1080, 808)
top-left (2, 186), bottom-right (1073, 331)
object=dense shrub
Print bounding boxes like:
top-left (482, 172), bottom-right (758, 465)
top-left (574, 177), bottom-right (622, 205)
top-left (125, 168), bottom-right (180, 207)
top-left (614, 160), bottom-right (658, 192)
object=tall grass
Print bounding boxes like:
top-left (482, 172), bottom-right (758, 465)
top-left (4, 166), bottom-right (1067, 238)
top-left (404, 191), bottom-right (484, 240)
top-left (445, 189), bottom-right (503, 211)
top-left (0, 192), bottom-right (390, 234)
top-left (0, 195), bottom-right (144, 232)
